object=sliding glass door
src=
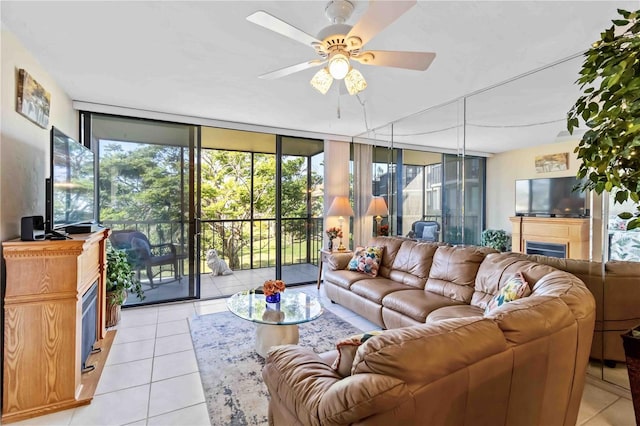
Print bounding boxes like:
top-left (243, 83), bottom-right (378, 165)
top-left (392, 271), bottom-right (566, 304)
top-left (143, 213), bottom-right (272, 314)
top-left (88, 113), bottom-right (199, 306)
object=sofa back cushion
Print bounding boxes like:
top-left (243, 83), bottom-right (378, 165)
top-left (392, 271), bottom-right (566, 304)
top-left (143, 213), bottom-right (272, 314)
top-left (351, 317), bottom-right (506, 383)
top-left (472, 253), bottom-right (558, 309)
top-left (388, 241), bottom-right (441, 288)
top-left (426, 246), bottom-right (491, 303)
top-left (485, 295), bottom-right (575, 345)
top-left (367, 236), bottom-right (408, 278)
top-left (505, 252), bottom-right (601, 292)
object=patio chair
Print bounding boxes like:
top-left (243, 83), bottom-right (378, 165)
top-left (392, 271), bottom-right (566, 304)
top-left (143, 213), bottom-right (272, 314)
top-left (109, 230), bottom-right (181, 287)
top-left (408, 220), bottom-right (440, 242)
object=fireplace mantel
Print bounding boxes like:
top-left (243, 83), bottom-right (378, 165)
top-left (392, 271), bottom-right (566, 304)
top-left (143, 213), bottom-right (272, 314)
top-left (510, 216), bottom-right (590, 260)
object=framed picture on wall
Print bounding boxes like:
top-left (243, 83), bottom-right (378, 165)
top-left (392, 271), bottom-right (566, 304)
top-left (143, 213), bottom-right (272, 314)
top-left (16, 69), bottom-right (51, 129)
top-left (535, 153), bottom-right (569, 173)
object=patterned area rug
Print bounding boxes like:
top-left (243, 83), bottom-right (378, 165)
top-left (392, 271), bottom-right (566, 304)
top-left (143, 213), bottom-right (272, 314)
top-left (189, 309), bottom-right (363, 425)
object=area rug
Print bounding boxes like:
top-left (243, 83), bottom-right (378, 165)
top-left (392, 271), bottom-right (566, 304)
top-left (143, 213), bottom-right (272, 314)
top-left (189, 309), bottom-right (364, 426)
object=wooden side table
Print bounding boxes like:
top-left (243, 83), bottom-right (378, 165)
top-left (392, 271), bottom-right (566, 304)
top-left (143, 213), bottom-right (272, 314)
top-left (317, 248), bottom-right (353, 289)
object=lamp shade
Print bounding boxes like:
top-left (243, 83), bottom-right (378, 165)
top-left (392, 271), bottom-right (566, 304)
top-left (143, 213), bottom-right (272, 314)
top-left (327, 196), bottom-right (354, 217)
top-left (310, 68), bottom-right (333, 94)
top-left (344, 68), bottom-right (367, 95)
top-left (366, 196), bottom-right (388, 217)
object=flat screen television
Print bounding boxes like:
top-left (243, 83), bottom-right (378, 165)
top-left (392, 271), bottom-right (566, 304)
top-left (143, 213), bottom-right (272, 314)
top-left (45, 127), bottom-right (96, 232)
top-left (515, 176), bottom-right (588, 218)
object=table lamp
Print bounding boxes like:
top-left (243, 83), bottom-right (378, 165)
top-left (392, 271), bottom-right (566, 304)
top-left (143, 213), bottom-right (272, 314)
top-left (327, 196), bottom-right (354, 251)
top-left (366, 196), bottom-right (389, 236)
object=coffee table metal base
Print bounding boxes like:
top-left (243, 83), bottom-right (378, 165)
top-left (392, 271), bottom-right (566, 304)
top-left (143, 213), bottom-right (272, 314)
top-left (255, 323), bottom-right (299, 357)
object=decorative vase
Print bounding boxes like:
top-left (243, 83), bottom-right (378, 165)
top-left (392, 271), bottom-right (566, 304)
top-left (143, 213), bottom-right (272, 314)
top-left (328, 239), bottom-right (334, 251)
top-left (265, 292), bottom-right (281, 304)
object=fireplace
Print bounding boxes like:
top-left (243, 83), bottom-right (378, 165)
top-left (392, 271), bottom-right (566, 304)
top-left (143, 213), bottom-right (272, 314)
top-left (526, 241), bottom-right (567, 258)
top-left (81, 281), bottom-right (99, 372)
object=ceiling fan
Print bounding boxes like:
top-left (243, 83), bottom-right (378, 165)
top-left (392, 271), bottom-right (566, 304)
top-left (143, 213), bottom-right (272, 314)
top-left (247, 0), bottom-right (436, 95)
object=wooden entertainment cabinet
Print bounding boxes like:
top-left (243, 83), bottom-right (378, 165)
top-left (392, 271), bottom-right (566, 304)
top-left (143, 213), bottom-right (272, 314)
top-left (2, 229), bottom-right (114, 423)
top-left (510, 216), bottom-right (590, 260)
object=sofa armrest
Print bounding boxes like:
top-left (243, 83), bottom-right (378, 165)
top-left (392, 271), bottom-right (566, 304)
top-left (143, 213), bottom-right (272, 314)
top-left (263, 345), bottom-right (410, 426)
top-left (262, 346), bottom-right (343, 423)
top-left (318, 373), bottom-right (411, 425)
top-left (327, 252), bottom-right (353, 271)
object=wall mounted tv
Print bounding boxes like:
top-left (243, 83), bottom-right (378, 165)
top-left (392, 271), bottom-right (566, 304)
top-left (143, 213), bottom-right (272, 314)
top-left (515, 176), bottom-right (588, 218)
top-left (45, 127), bottom-right (96, 232)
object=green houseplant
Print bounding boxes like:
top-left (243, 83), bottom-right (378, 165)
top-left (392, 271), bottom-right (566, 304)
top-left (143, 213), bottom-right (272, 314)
top-left (568, 9), bottom-right (640, 422)
top-left (481, 229), bottom-right (510, 252)
top-left (106, 246), bottom-right (144, 326)
top-left (567, 8), bottom-right (640, 229)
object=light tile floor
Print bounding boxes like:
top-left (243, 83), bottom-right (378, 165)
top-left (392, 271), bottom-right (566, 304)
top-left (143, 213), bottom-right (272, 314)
top-left (14, 285), bottom-right (636, 426)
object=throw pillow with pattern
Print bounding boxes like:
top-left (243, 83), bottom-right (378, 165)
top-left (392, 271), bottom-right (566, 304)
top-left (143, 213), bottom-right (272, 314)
top-left (484, 271), bottom-right (531, 314)
top-left (348, 246), bottom-right (383, 277)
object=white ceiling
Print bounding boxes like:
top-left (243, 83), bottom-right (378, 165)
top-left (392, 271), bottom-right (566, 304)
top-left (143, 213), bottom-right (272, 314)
top-left (2, 1), bottom-right (636, 154)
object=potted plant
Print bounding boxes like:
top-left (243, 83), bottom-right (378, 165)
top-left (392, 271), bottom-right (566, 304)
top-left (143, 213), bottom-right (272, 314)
top-left (567, 8), bottom-right (640, 229)
top-left (568, 8), bottom-right (640, 422)
top-left (481, 229), bottom-right (510, 252)
top-left (106, 246), bottom-right (144, 326)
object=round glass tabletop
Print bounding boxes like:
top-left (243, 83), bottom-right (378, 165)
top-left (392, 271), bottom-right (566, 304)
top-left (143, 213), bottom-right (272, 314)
top-left (227, 289), bottom-right (323, 325)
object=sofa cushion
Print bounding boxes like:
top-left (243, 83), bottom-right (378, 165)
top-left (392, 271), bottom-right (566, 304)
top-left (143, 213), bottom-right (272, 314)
top-left (426, 305), bottom-right (484, 322)
top-left (426, 246), bottom-right (491, 303)
top-left (484, 272), bottom-right (532, 314)
top-left (323, 269), bottom-right (368, 290)
top-left (348, 246), bottom-right (383, 277)
top-left (382, 289), bottom-right (464, 323)
top-left (472, 253), bottom-right (557, 309)
top-left (388, 241), bottom-right (440, 289)
top-left (530, 270), bottom-right (596, 321)
top-left (350, 278), bottom-right (416, 304)
top-left (351, 317), bottom-right (507, 383)
top-left (332, 330), bottom-right (384, 377)
top-left (485, 295), bottom-right (575, 345)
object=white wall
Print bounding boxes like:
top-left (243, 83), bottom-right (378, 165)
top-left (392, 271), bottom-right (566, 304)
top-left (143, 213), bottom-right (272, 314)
top-left (1, 26), bottom-right (78, 243)
top-left (485, 138), bottom-right (581, 232)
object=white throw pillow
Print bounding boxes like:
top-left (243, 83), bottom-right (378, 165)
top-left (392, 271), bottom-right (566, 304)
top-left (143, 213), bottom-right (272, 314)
top-left (422, 226), bottom-right (435, 240)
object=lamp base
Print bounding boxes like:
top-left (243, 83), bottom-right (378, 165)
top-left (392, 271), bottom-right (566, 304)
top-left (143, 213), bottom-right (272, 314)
top-left (337, 239), bottom-right (346, 251)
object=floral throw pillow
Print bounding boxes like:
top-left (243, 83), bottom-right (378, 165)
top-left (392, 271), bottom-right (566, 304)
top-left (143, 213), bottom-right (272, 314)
top-left (484, 271), bottom-right (532, 315)
top-left (331, 330), bottom-right (383, 377)
top-left (348, 246), bottom-right (383, 277)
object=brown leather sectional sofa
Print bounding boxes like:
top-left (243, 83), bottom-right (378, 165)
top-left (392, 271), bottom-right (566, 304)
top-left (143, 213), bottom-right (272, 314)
top-left (507, 253), bottom-right (640, 364)
top-left (262, 237), bottom-right (596, 425)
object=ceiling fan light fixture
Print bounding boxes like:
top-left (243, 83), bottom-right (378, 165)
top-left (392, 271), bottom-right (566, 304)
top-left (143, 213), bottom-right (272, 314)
top-left (328, 52), bottom-right (350, 79)
top-left (344, 68), bottom-right (367, 95)
top-left (310, 67), bottom-right (333, 94)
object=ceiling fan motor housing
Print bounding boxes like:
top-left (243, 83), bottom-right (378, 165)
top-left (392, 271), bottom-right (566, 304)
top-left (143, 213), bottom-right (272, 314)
top-left (324, 0), bottom-right (354, 24)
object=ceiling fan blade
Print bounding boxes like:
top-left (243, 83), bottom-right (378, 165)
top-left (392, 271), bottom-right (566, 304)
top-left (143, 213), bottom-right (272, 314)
top-left (346, 1), bottom-right (416, 49)
top-left (352, 50), bottom-right (436, 71)
top-left (259, 60), bottom-right (326, 80)
top-left (247, 11), bottom-right (321, 48)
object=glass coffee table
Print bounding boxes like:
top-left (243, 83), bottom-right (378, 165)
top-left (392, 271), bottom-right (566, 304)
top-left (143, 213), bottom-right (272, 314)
top-left (227, 289), bottom-right (323, 357)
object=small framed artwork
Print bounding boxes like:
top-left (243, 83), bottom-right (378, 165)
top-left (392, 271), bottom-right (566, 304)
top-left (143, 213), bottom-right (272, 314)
top-left (535, 153), bottom-right (569, 173)
top-left (16, 69), bottom-right (51, 129)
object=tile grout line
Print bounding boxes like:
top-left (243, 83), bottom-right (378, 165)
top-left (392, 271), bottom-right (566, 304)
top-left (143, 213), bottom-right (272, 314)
top-left (578, 396), bottom-right (621, 426)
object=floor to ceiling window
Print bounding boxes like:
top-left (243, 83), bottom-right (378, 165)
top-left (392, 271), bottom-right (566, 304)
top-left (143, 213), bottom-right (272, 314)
top-left (87, 115), bottom-right (324, 305)
top-left (89, 113), bottom-right (198, 306)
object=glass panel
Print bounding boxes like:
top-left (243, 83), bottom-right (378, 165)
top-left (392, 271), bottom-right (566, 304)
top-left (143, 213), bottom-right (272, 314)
top-left (199, 128), bottom-right (276, 297)
top-left (280, 136), bottom-right (324, 285)
top-left (602, 191), bottom-right (639, 389)
top-left (94, 114), bottom-right (196, 305)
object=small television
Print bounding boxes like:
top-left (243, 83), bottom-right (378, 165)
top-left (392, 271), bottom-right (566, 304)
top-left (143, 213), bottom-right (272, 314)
top-left (515, 176), bottom-right (588, 218)
top-left (45, 127), bottom-right (96, 232)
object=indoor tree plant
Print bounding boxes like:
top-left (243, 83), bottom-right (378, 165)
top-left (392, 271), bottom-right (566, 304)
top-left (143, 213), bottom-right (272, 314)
top-left (567, 8), bottom-right (640, 423)
top-left (481, 229), bottom-right (510, 252)
top-left (106, 246), bottom-right (145, 326)
top-left (567, 8), bottom-right (640, 229)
